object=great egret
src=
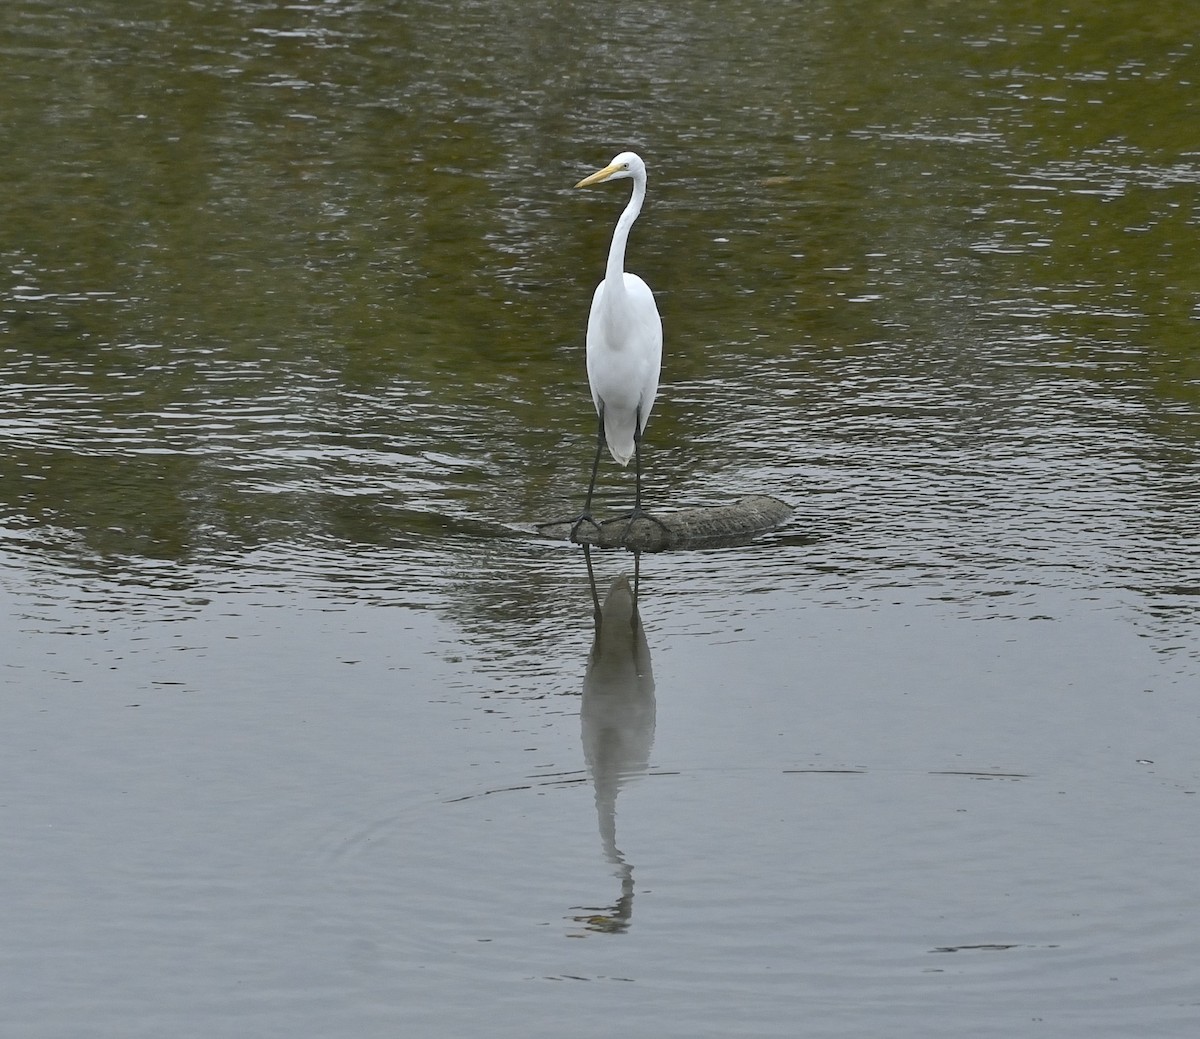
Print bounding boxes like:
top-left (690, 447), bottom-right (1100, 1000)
top-left (571, 151), bottom-right (663, 537)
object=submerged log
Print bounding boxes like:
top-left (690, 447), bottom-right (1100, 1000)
top-left (535, 495), bottom-right (793, 553)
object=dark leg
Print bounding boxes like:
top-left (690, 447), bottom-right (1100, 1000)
top-left (569, 407), bottom-right (606, 541)
top-left (582, 405), bottom-right (605, 516)
top-left (535, 407), bottom-right (606, 539)
top-left (633, 408), bottom-right (646, 512)
top-left (604, 405), bottom-right (670, 543)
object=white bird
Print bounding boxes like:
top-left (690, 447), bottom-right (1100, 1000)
top-left (572, 151), bottom-right (663, 533)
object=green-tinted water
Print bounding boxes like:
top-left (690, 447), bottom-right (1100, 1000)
top-left (4, 1), bottom-right (1196, 567)
top-left (3, 3), bottom-right (1199, 1036)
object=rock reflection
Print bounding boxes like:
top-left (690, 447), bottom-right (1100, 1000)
top-left (571, 549), bottom-right (656, 935)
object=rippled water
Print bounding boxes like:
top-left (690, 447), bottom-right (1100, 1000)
top-left (3, 2), bottom-right (1199, 1036)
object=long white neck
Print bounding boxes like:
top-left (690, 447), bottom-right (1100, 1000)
top-left (604, 170), bottom-right (646, 292)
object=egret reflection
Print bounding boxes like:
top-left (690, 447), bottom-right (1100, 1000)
top-left (571, 549), bottom-right (656, 934)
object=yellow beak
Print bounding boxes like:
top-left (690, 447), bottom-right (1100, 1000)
top-left (574, 161), bottom-right (623, 188)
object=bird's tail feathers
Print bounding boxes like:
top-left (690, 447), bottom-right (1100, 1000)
top-left (603, 418), bottom-right (636, 466)
top-left (606, 441), bottom-right (635, 467)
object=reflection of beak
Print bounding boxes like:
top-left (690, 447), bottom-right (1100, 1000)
top-left (575, 161), bottom-right (622, 188)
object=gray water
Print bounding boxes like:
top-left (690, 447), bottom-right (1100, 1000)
top-left (2, 2), bottom-right (1199, 1036)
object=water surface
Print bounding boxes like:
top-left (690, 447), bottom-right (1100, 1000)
top-left (2, 2), bottom-right (1198, 1036)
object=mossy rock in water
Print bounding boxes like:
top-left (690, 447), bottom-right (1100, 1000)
top-left (535, 495), bottom-right (792, 552)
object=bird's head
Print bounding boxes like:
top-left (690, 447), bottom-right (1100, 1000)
top-left (575, 151), bottom-right (645, 188)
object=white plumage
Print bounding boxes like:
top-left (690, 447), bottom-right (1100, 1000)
top-left (574, 151), bottom-right (663, 516)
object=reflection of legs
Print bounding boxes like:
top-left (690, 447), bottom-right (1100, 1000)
top-left (584, 545), bottom-right (602, 625)
top-left (631, 549), bottom-right (641, 633)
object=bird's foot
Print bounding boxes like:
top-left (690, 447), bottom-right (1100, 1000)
top-left (601, 506), bottom-right (670, 542)
top-left (566, 513), bottom-right (602, 543)
top-left (535, 512), bottom-right (601, 537)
